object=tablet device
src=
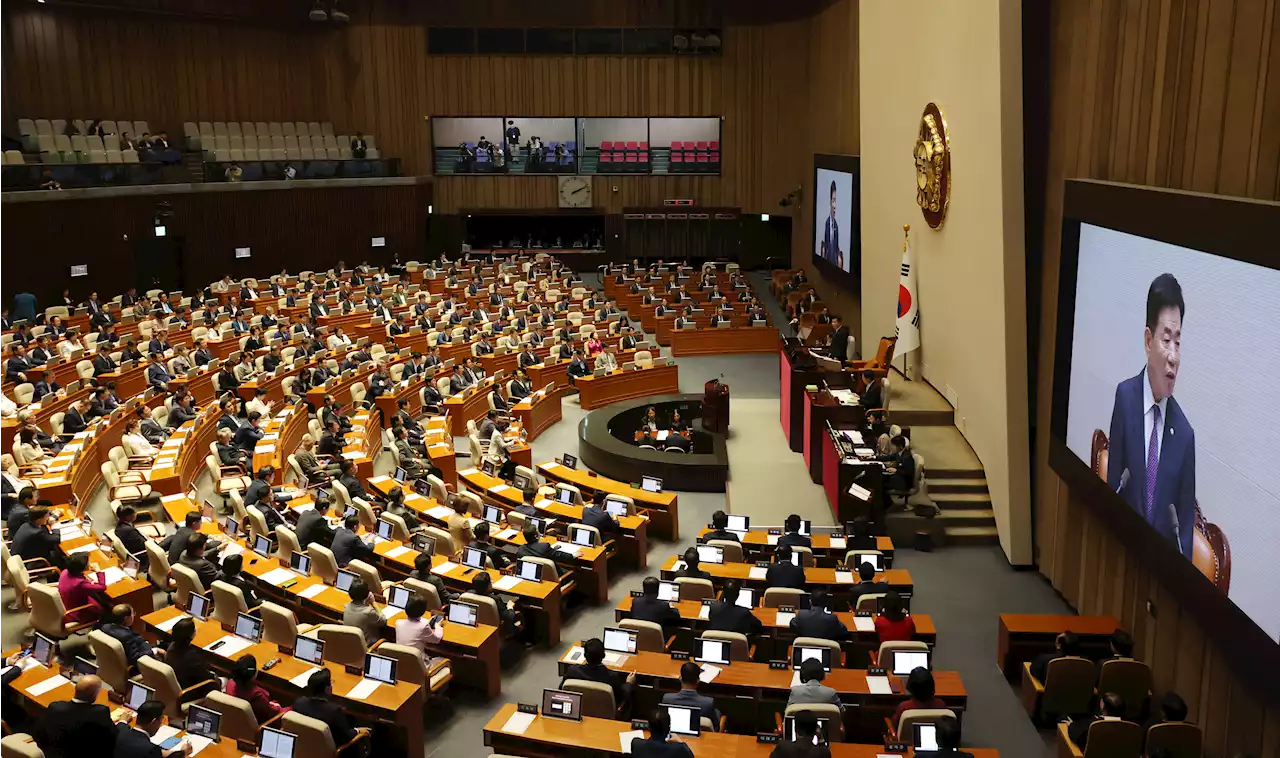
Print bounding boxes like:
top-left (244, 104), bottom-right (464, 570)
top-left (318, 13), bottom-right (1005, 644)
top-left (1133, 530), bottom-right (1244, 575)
top-left (386, 584), bottom-right (411, 609)
top-left (259, 727), bottom-right (297, 758)
top-left (693, 637), bottom-right (730, 665)
top-left (640, 475), bottom-right (662, 493)
top-left (235, 613), bottom-right (263, 642)
top-left (791, 645), bottom-right (833, 671)
top-left (913, 722), bottom-right (940, 751)
top-left (447, 601), bottom-right (479, 627)
top-left (663, 704), bottom-right (700, 736)
top-left (893, 650), bottom-right (931, 676)
top-left (185, 703), bottom-right (221, 741)
top-left (392, 466), bottom-right (407, 484)
top-left (126, 680), bottom-right (154, 711)
top-left (293, 635), bottom-right (324, 665)
top-left (187, 592), bottom-right (211, 621)
top-left (725, 514), bottom-right (749, 532)
top-left (695, 544), bottom-right (724, 564)
top-left (363, 652), bottom-right (397, 685)
top-left (657, 580), bottom-right (680, 602)
top-left (461, 547), bottom-right (486, 569)
top-left (335, 569), bottom-right (357, 592)
top-left (289, 551), bottom-right (311, 575)
top-left (602, 627), bottom-right (638, 655)
top-left (540, 689), bottom-right (583, 721)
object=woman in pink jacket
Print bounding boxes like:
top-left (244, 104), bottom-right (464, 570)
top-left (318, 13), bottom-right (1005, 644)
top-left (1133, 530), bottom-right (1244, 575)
top-left (57, 554), bottom-right (108, 624)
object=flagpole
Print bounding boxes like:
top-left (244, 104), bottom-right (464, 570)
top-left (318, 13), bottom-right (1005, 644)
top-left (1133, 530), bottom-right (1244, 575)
top-left (897, 224), bottom-right (913, 381)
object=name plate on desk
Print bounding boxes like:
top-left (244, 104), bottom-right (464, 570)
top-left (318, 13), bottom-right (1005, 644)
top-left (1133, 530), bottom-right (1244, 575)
top-left (769, 660), bottom-right (790, 670)
top-left (631, 720), bottom-right (649, 731)
top-left (867, 667), bottom-right (887, 677)
top-left (518, 703), bottom-right (539, 715)
top-left (885, 742), bottom-right (909, 753)
top-left (629, 590), bottom-right (644, 598)
top-left (756, 733), bottom-right (781, 744)
top-left (669, 651), bottom-right (690, 661)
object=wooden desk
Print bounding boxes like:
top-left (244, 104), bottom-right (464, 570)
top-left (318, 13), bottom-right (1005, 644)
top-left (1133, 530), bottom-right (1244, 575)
top-left (142, 607), bottom-right (426, 758)
top-left (250, 406), bottom-right (309, 486)
top-left (482, 704), bottom-right (997, 757)
top-left (526, 357), bottom-right (573, 395)
top-left (576, 363), bottom-right (680, 411)
top-left (997, 614), bottom-right (1120, 681)
top-left (443, 374), bottom-right (503, 437)
top-left (511, 389), bottom-right (563, 441)
top-left (538, 460), bottom-right (680, 541)
top-left (658, 556), bottom-right (914, 598)
top-left (694, 529), bottom-right (895, 567)
top-left (554, 648), bottom-right (966, 741)
top-left (671, 325), bottom-right (779, 356)
top-left (55, 519), bottom-right (154, 628)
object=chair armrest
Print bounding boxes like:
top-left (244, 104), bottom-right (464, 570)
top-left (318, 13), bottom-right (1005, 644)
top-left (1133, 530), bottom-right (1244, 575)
top-left (17, 464), bottom-right (48, 476)
top-left (257, 710), bottom-right (289, 731)
top-left (335, 729), bottom-right (371, 757)
top-left (883, 717), bottom-right (898, 742)
top-left (178, 678), bottom-right (221, 701)
top-left (22, 557), bottom-right (53, 569)
top-left (1020, 661), bottom-right (1045, 718)
top-left (62, 604), bottom-right (99, 634)
top-left (118, 471), bottom-right (146, 483)
top-left (773, 712), bottom-right (784, 734)
top-left (219, 465), bottom-right (245, 475)
top-left (1056, 722), bottom-right (1084, 758)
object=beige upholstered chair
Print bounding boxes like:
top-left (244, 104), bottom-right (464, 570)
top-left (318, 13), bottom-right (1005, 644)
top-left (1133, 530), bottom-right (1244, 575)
top-left (200, 691), bottom-right (287, 743)
top-left (873, 640), bottom-right (928, 671)
top-left (211, 580), bottom-right (253, 627)
top-left (762, 587), bottom-right (806, 608)
top-left (792, 637), bottom-right (843, 667)
top-left (403, 578), bottom-right (443, 611)
top-left (281, 710), bottom-right (369, 757)
top-left (561, 679), bottom-right (618, 720)
top-left (458, 592), bottom-right (501, 627)
top-left (618, 619), bottom-right (669, 653)
top-left (1056, 719), bottom-right (1143, 758)
top-left (27, 582), bottom-right (95, 639)
top-left (894, 708), bottom-right (957, 742)
top-left (314, 624), bottom-right (367, 667)
top-left (170, 563), bottom-right (205, 608)
top-left (782, 702), bottom-right (845, 742)
top-left (140, 655), bottom-right (218, 718)
top-left (372, 642), bottom-right (452, 693)
top-left (855, 593), bottom-right (887, 612)
top-left (261, 602), bottom-right (316, 648)
top-left (0, 734), bottom-right (45, 758)
top-left (1022, 656), bottom-right (1096, 721)
top-left (706, 539), bottom-right (743, 563)
top-left (88, 629), bottom-right (132, 692)
top-left (308, 544), bottom-right (339, 584)
top-left (673, 577), bottom-right (714, 601)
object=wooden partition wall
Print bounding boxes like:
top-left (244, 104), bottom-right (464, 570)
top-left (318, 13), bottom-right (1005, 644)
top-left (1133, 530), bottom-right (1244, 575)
top-left (1034, 1), bottom-right (1280, 755)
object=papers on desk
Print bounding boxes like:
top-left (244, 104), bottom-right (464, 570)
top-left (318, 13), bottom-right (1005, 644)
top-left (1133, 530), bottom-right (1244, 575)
top-left (790, 670), bottom-right (803, 688)
top-left (157, 613), bottom-right (188, 632)
top-left (853, 616), bottom-right (876, 633)
top-left (656, 430), bottom-right (669, 441)
top-left (834, 570), bottom-right (854, 584)
top-left (846, 483), bottom-right (872, 502)
top-left (341, 451), bottom-right (363, 460)
top-left (289, 667), bottom-right (321, 687)
top-left (671, 560), bottom-right (687, 572)
top-left (426, 505), bottom-right (454, 521)
top-left (840, 430), bottom-right (865, 444)
top-left (255, 445), bottom-right (276, 455)
top-left (602, 652), bottom-right (629, 666)
top-left (534, 499), bottom-right (553, 511)
top-left (458, 468), bottom-right (480, 477)
top-left (865, 675), bottom-right (893, 695)
top-left (65, 544), bottom-right (96, 556)
top-left (220, 542), bottom-right (245, 559)
top-left (828, 537), bottom-right (847, 550)
top-left (186, 735), bottom-right (213, 756)
top-left (429, 442), bottom-right (451, 450)
top-left (619, 730), bottom-right (645, 754)
top-left (500, 711), bottom-right (536, 735)
top-left (775, 612), bottom-right (796, 627)
top-left (161, 493), bottom-right (187, 503)
top-left (344, 678), bottom-right (382, 701)
top-left (100, 567), bottom-right (129, 585)
top-left (829, 389), bottom-right (859, 405)
top-left (489, 484), bottom-right (516, 495)
top-left (57, 526), bottom-right (86, 542)
top-left (150, 725), bottom-right (182, 745)
top-left (259, 567), bottom-right (298, 586)
top-left (298, 584), bottom-right (328, 600)
top-left (205, 636), bottom-right (255, 658)
top-left (385, 546), bottom-right (412, 560)
top-left (854, 447), bottom-right (876, 459)
top-left (24, 674), bottom-right (71, 697)
top-left (432, 561), bottom-right (459, 575)
top-left (748, 566), bottom-right (768, 580)
top-left (496, 528), bottom-right (519, 541)
top-left (292, 502), bottom-right (315, 513)
top-left (553, 543), bottom-right (583, 557)
top-left (563, 646), bottom-right (586, 664)
top-left (767, 534), bottom-right (780, 546)
top-left (697, 604), bottom-right (710, 620)
top-left (543, 461), bottom-right (560, 469)
top-left (380, 606), bottom-right (404, 621)
top-left (493, 575), bottom-right (524, 591)
top-left (369, 476), bottom-right (392, 485)
top-left (698, 663), bottom-right (721, 683)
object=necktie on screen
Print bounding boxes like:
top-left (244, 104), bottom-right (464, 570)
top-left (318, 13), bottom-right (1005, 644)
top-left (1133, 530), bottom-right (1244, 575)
top-left (1145, 404), bottom-right (1161, 521)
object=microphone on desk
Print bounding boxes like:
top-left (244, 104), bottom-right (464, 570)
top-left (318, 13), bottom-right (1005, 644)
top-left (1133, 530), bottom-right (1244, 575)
top-left (1115, 468), bottom-right (1129, 496)
top-left (1167, 502), bottom-right (1181, 550)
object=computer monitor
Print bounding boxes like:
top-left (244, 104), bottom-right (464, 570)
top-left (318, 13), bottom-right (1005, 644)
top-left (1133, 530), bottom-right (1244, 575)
top-left (640, 475), bottom-right (663, 493)
top-left (448, 601), bottom-right (479, 627)
top-left (71, 656), bottom-right (98, 677)
top-left (725, 514), bottom-right (749, 532)
top-left (184, 704), bottom-right (221, 741)
top-left (517, 559), bottom-right (542, 581)
top-left (461, 547), bottom-right (486, 569)
top-left (376, 518), bottom-right (394, 540)
top-left (187, 592), bottom-right (211, 621)
top-left (289, 551), bottom-right (311, 575)
top-left (335, 569), bottom-right (357, 592)
top-left (556, 488), bottom-right (574, 504)
top-left (253, 534), bottom-right (273, 557)
top-left (481, 460), bottom-right (498, 477)
top-left (735, 587), bottom-right (755, 609)
top-left (783, 715), bottom-right (830, 746)
top-left (602, 627), bottom-right (638, 655)
top-left (316, 488), bottom-right (330, 502)
top-left (913, 722), bottom-right (940, 751)
top-left (604, 500), bottom-right (628, 518)
top-left (854, 553), bottom-right (882, 572)
top-left (570, 525), bottom-right (593, 546)
top-left (482, 505), bottom-right (503, 524)
top-left (412, 478), bottom-right (431, 497)
top-left (695, 544), bottom-right (724, 564)
top-left (540, 689), bottom-right (583, 721)
top-left (875, 594), bottom-right (911, 614)
top-left (529, 517), bottom-right (551, 536)
top-left (512, 473), bottom-right (532, 492)
top-left (693, 637), bottom-right (730, 665)
top-left (31, 633), bottom-right (55, 667)
top-left (293, 635), bottom-right (324, 665)
top-left (411, 533), bottom-right (437, 556)
top-left (560, 454), bottom-right (577, 469)
top-left (235, 613), bottom-right (263, 642)
top-left (259, 727), bottom-right (297, 758)
top-left (126, 681), bottom-right (154, 711)
top-left (386, 584), bottom-right (411, 609)
top-left (893, 650), bottom-right (932, 676)
top-left (392, 466), bottom-right (407, 483)
top-left (791, 645), bottom-right (833, 672)
top-left (657, 580), bottom-right (680, 602)
top-left (663, 704), bottom-right (700, 737)
top-left (224, 516), bottom-right (240, 537)
top-left (363, 653), bottom-right (397, 685)
top-left (798, 519), bottom-right (812, 536)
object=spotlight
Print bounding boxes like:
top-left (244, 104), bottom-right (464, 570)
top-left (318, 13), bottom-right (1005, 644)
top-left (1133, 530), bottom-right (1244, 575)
top-left (309, 0), bottom-right (327, 22)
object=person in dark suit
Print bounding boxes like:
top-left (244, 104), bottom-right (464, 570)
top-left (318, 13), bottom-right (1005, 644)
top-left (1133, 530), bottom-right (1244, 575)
top-left (629, 710), bottom-right (696, 758)
top-left (331, 514), bottom-right (374, 567)
top-left (113, 505), bottom-right (151, 570)
top-left (675, 547), bottom-right (710, 580)
top-left (14, 506), bottom-right (64, 569)
top-left (931, 716), bottom-right (975, 758)
top-left (161, 512), bottom-right (221, 566)
top-left (101, 604), bottom-right (161, 666)
top-left (296, 498), bottom-right (337, 548)
top-left (827, 316), bottom-right (851, 362)
top-left (766, 545), bottom-right (807, 590)
top-left (566, 349), bottom-right (591, 381)
top-left (859, 370), bottom-right (882, 409)
top-left (846, 517), bottom-right (877, 550)
top-left (178, 534), bottom-right (221, 589)
top-left (517, 523), bottom-right (556, 560)
top-left (632, 576), bottom-right (681, 629)
top-left (700, 510), bottom-right (741, 543)
top-left (61, 399), bottom-right (90, 435)
top-left (562, 637), bottom-right (632, 715)
top-left (820, 181), bottom-right (843, 267)
top-left (1106, 274), bottom-right (1196, 558)
top-left (660, 662), bottom-right (721, 730)
top-left (292, 669), bottom-right (370, 746)
top-left (164, 617), bottom-right (216, 689)
top-left (219, 553), bottom-right (261, 610)
top-left (1068, 692), bottom-right (1126, 751)
top-left (769, 712), bottom-right (831, 758)
top-left (1095, 629), bottom-right (1135, 677)
top-left (92, 350), bottom-right (118, 377)
top-left (848, 561), bottom-right (881, 608)
top-left (39, 676), bottom-right (119, 758)
top-left (1029, 631), bottom-right (1081, 683)
top-left (789, 588), bottom-right (847, 641)
top-left (582, 492), bottom-right (619, 536)
top-left (878, 436), bottom-right (916, 504)
top-left (706, 580), bottom-right (763, 636)
top-left (471, 521), bottom-right (509, 569)
top-left (778, 514), bottom-right (811, 549)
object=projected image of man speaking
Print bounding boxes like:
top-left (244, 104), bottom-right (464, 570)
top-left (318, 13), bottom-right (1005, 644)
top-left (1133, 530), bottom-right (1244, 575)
top-left (821, 181), bottom-right (843, 269)
top-left (1106, 273), bottom-right (1197, 558)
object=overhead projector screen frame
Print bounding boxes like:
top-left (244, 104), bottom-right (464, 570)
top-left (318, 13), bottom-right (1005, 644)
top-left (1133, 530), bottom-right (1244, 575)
top-left (810, 153), bottom-right (861, 290)
top-left (1049, 179), bottom-right (1280, 700)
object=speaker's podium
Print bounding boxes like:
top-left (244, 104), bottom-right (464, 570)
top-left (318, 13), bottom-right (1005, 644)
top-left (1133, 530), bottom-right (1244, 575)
top-left (702, 378), bottom-right (730, 433)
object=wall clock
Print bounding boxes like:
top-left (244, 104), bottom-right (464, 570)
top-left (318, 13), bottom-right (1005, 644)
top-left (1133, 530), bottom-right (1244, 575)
top-left (558, 176), bottom-right (593, 209)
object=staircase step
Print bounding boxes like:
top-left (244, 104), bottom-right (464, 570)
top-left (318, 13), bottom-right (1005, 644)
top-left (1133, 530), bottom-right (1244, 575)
top-left (928, 467), bottom-right (987, 479)
top-left (937, 508), bottom-right (995, 527)
top-left (944, 525), bottom-right (1001, 545)
top-left (931, 492), bottom-right (993, 508)
top-left (928, 478), bottom-right (989, 494)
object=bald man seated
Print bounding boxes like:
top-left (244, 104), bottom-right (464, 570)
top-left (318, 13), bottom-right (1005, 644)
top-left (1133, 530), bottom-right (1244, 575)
top-left (37, 675), bottom-right (118, 758)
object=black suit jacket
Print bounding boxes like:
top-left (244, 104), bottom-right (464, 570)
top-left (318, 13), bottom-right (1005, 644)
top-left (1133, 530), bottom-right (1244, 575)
top-left (768, 742), bottom-right (832, 758)
top-left (777, 532), bottom-right (812, 549)
top-left (631, 595), bottom-right (680, 629)
top-left (765, 562), bottom-right (807, 590)
top-left (631, 738), bottom-right (695, 758)
top-left (291, 696), bottom-right (357, 745)
top-left (789, 609), bottom-right (848, 641)
top-left (860, 381), bottom-right (882, 409)
top-left (165, 642), bottom-right (215, 688)
top-left (220, 570), bottom-right (261, 609)
top-left (39, 700), bottom-right (118, 758)
top-left (112, 724), bottom-right (163, 758)
top-left (92, 354), bottom-right (117, 376)
top-left (63, 408), bottom-right (89, 434)
top-left (296, 509), bottom-right (337, 547)
top-left (706, 600), bottom-right (764, 636)
top-left (563, 662), bottom-right (628, 705)
top-left (701, 528), bottom-right (740, 543)
top-left (332, 527), bottom-right (373, 566)
top-left (581, 505), bottom-right (617, 535)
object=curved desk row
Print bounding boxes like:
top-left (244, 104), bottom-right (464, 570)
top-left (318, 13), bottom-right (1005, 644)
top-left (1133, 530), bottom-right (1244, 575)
top-left (537, 460), bottom-right (679, 541)
top-left (657, 555), bottom-right (914, 598)
top-left (576, 362), bottom-right (680, 411)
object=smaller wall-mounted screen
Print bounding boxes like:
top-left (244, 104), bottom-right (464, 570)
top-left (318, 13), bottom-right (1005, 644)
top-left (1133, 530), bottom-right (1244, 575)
top-left (433, 117), bottom-right (577, 175)
top-left (650, 118), bottom-right (720, 176)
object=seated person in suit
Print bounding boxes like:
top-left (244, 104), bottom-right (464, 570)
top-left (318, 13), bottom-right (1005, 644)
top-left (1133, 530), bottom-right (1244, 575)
top-left (631, 576), bottom-right (681, 630)
top-left (219, 553), bottom-right (261, 610)
top-left (848, 561), bottom-right (881, 608)
top-left (411, 553), bottom-right (457, 605)
top-left (874, 590), bottom-right (915, 642)
top-left (1068, 692), bottom-right (1126, 751)
top-left (892, 667), bottom-right (947, 726)
top-left (115, 698), bottom-right (190, 758)
top-left (164, 617), bottom-right (216, 689)
top-left (660, 662), bottom-right (721, 730)
top-left (1095, 629), bottom-right (1135, 676)
top-left (582, 491), bottom-right (620, 536)
top-left (778, 513), bottom-right (811, 548)
top-left (859, 370), bottom-right (883, 409)
top-left (332, 514), bottom-right (375, 567)
top-left (674, 547), bottom-right (710, 580)
top-left (769, 712), bottom-right (832, 758)
top-left (766, 544), bottom-right (807, 590)
top-left (178, 533), bottom-right (224, 589)
top-left (846, 517), bottom-right (877, 550)
top-left (101, 604), bottom-right (163, 667)
top-left (789, 588), bottom-right (847, 641)
top-left (292, 669), bottom-right (370, 747)
top-left (878, 435), bottom-right (916, 505)
top-left (701, 510), bottom-right (741, 543)
top-left (931, 716), bottom-right (975, 758)
top-left (1145, 692), bottom-right (1190, 739)
top-left (706, 579), bottom-right (763, 637)
top-left (1030, 631), bottom-right (1081, 683)
top-left (562, 637), bottom-right (633, 715)
top-left (787, 658), bottom-right (845, 713)
top-left (14, 506), bottom-right (65, 570)
top-left (342, 579), bottom-right (383, 647)
top-left (471, 572), bottom-right (523, 636)
top-left (471, 521), bottom-right (509, 569)
top-left (516, 523), bottom-right (555, 560)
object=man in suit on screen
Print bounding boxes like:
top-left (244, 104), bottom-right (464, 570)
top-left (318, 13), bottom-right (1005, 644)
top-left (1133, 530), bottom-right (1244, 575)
top-left (821, 180), bottom-right (843, 269)
top-left (1106, 273), bottom-right (1196, 559)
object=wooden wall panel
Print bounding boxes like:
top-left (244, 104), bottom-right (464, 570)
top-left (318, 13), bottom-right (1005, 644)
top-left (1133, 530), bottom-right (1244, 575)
top-left (1034, 0), bottom-right (1280, 750)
